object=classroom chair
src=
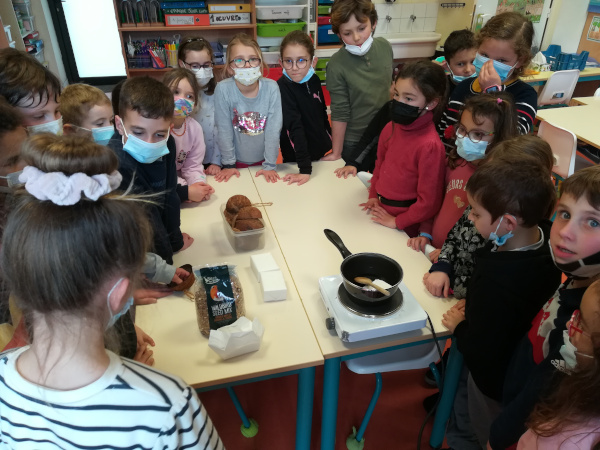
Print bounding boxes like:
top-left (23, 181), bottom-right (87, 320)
top-left (343, 337), bottom-right (453, 449)
top-left (594, 86), bottom-right (600, 97)
top-left (537, 69), bottom-right (580, 108)
top-left (537, 120), bottom-right (577, 181)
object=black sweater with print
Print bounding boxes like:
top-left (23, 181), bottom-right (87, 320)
top-left (277, 73), bottom-right (332, 175)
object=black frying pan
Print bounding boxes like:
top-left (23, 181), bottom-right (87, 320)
top-left (324, 229), bottom-right (403, 302)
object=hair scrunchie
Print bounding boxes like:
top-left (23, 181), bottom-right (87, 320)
top-left (18, 166), bottom-right (123, 205)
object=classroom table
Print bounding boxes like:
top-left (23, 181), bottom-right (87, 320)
top-left (135, 171), bottom-right (324, 450)
top-left (536, 100), bottom-right (600, 150)
top-left (572, 96), bottom-right (600, 106)
top-left (248, 162), bottom-right (458, 450)
top-left (523, 67), bottom-right (600, 87)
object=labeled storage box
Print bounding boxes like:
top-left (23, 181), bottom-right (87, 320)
top-left (256, 5), bottom-right (304, 20)
top-left (317, 5), bottom-right (331, 14)
top-left (165, 13), bottom-right (210, 26)
top-left (221, 204), bottom-right (265, 252)
top-left (257, 21), bottom-right (305, 37)
top-left (257, 35), bottom-right (284, 47)
top-left (13, 2), bottom-right (33, 16)
top-left (256, 0), bottom-right (302, 5)
top-left (315, 70), bottom-right (326, 81)
top-left (207, 2), bottom-right (251, 13)
top-left (22, 15), bottom-right (35, 33)
top-left (209, 12), bottom-right (250, 24)
top-left (317, 16), bottom-right (330, 25)
top-left (318, 24), bottom-right (339, 44)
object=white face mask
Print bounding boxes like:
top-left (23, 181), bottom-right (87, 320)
top-left (343, 34), bottom-right (374, 56)
top-left (195, 67), bottom-right (214, 87)
top-left (27, 117), bottom-right (63, 136)
top-left (233, 66), bottom-right (262, 86)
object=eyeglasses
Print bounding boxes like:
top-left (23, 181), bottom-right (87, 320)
top-left (568, 309), bottom-right (592, 338)
top-left (230, 57), bottom-right (262, 68)
top-left (281, 58), bottom-right (310, 70)
top-left (183, 61), bottom-right (213, 72)
top-left (455, 124), bottom-right (494, 143)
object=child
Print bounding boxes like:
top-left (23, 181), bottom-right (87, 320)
top-left (440, 12), bottom-right (537, 136)
top-left (178, 37), bottom-right (222, 175)
top-left (0, 98), bottom-right (26, 192)
top-left (518, 281), bottom-right (600, 449)
top-left (489, 165), bottom-right (600, 449)
top-left (424, 135), bottom-right (554, 299)
top-left (440, 29), bottom-right (477, 100)
top-left (323, 0), bottom-right (393, 162)
top-left (441, 157), bottom-right (561, 448)
top-left (358, 60), bottom-right (447, 237)
top-left (162, 68), bottom-right (214, 202)
top-left (278, 30), bottom-right (332, 185)
top-left (0, 134), bottom-right (223, 449)
top-left (214, 33), bottom-right (282, 183)
top-left (60, 83), bottom-right (114, 144)
top-left (109, 76), bottom-right (193, 264)
top-left (0, 48), bottom-right (62, 134)
top-left (407, 93), bottom-right (517, 260)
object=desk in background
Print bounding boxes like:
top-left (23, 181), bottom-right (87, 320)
top-left (523, 67), bottom-right (600, 87)
top-left (537, 100), bottom-right (600, 150)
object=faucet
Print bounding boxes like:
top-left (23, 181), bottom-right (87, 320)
top-left (385, 14), bottom-right (392, 22)
top-left (410, 14), bottom-right (416, 22)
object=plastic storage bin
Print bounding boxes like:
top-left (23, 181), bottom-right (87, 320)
top-left (257, 21), bottom-right (306, 37)
top-left (22, 15), bottom-right (35, 33)
top-left (264, 65), bottom-right (283, 80)
top-left (13, 2), bottom-right (33, 16)
top-left (221, 204), bottom-right (265, 252)
top-left (315, 70), bottom-right (326, 81)
top-left (318, 24), bottom-right (340, 44)
top-left (315, 57), bottom-right (329, 69)
top-left (256, 5), bottom-right (304, 20)
top-left (256, 0), bottom-right (302, 4)
top-left (317, 5), bottom-right (331, 14)
top-left (257, 35), bottom-right (284, 47)
top-left (317, 16), bottom-right (330, 25)
top-left (32, 49), bottom-right (44, 64)
top-left (4, 25), bottom-right (11, 42)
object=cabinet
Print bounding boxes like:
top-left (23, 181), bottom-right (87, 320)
top-left (112, 0), bottom-right (258, 78)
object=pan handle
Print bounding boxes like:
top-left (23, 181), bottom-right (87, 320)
top-left (324, 229), bottom-right (352, 259)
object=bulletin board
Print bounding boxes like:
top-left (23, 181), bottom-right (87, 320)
top-left (578, 12), bottom-right (600, 63)
top-left (496, 0), bottom-right (545, 23)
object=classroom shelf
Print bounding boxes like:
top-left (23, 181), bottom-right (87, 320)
top-left (128, 64), bottom-right (224, 73)
top-left (118, 24), bottom-right (255, 32)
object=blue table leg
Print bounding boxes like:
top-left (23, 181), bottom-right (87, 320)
top-left (355, 372), bottom-right (382, 442)
top-left (429, 340), bottom-right (463, 448)
top-left (321, 357), bottom-right (341, 450)
top-left (295, 366), bottom-right (316, 450)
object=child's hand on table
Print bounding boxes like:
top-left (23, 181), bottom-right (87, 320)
top-left (442, 305), bottom-right (465, 333)
top-left (359, 197), bottom-right (379, 211)
top-left (188, 182), bottom-right (214, 202)
top-left (172, 267), bottom-right (190, 285)
top-left (214, 168), bottom-right (240, 182)
top-left (334, 166), bottom-right (357, 178)
top-left (134, 285), bottom-right (173, 305)
top-left (369, 204), bottom-right (396, 229)
top-left (408, 236), bottom-right (430, 252)
top-left (179, 233), bottom-right (194, 251)
top-left (205, 164), bottom-right (221, 176)
top-left (478, 60), bottom-right (502, 91)
top-left (428, 248), bottom-right (441, 263)
top-left (423, 271), bottom-right (451, 298)
top-left (256, 169), bottom-right (280, 183)
top-left (452, 299), bottom-right (466, 313)
top-left (282, 173), bottom-right (310, 186)
top-left (134, 325), bottom-right (155, 366)
top-left (320, 152), bottom-right (342, 162)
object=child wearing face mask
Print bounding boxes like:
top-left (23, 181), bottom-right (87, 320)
top-left (439, 12), bottom-right (537, 137)
top-left (517, 281), bottom-right (600, 449)
top-left (60, 84), bottom-right (114, 145)
top-left (178, 37), bottom-right (222, 176)
top-left (277, 30), bottom-right (332, 186)
top-left (323, 0), bottom-right (393, 163)
top-left (162, 68), bottom-right (214, 203)
top-left (0, 134), bottom-right (223, 449)
top-left (407, 93), bottom-right (517, 261)
top-left (439, 29), bottom-right (478, 101)
top-left (214, 33), bottom-right (282, 183)
top-left (0, 48), bottom-right (62, 135)
top-left (441, 155), bottom-right (561, 449)
top-left (358, 60), bottom-right (447, 237)
top-left (489, 165), bottom-right (600, 449)
top-left (108, 77), bottom-right (193, 264)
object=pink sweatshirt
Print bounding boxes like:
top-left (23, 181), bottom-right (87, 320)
top-left (172, 117), bottom-right (207, 186)
top-left (368, 112), bottom-right (446, 232)
top-left (420, 159), bottom-right (475, 248)
top-left (518, 419), bottom-right (600, 449)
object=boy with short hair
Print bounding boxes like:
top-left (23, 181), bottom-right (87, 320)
top-left (442, 29), bottom-right (477, 98)
top-left (323, 0), bottom-right (393, 162)
top-left (109, 76), bottom-right (193, 265)
top-left (442, 158), bottom-right (561, 447)
top-left (0, 48), bottom-right (62, 133)
top-left (489, 165), bottom-right (600, 449)
top-left (60, 83), bottom-right (114, 144)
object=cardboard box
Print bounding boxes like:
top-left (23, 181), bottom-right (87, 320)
top-left (208, 2), bottom-right (250, 13)
top-left (165, 14), bottom-right (210, 26)
top-left (209, 12), bottom-right (250, 24)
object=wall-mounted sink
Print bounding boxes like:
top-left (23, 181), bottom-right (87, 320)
top-left (384, 32), bottom-right (442, 59)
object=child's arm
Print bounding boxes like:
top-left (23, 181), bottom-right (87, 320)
top-left (279, 82), bottom-right (313, 176)
top-left (256, 81), bottom-right (282, 182)
top-left (347, 101), bottom-right (391, 169)
top-left (366, 124), bottom-right (392, 200)
top-left (214, 82), bottom-right (240, 182)
top-left (164, 137), bottom-right (187, 252)
top-left (180, 120), bottom-right (207, 185)
top-left (143, 252), bottom-right (176, 284)
top-left (323, 62), bottom-right (349, 161)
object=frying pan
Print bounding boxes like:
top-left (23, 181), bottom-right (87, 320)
top-left (324, 229), bottom-right (403, 302)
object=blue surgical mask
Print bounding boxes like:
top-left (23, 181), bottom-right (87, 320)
top-left (120, 118), bottom-right (169, 164)
top-left (455, 137), bottom-right (488, 161)
top-left (106, 277), bottom-right (134, 329)
top-left (489, 215), bottom-right (515, 246)
top-left (91, 125), bottom-right (115, 145)
top-left (448, 66), bottom-right (477, 84)
top-left (473, 53), bottom-right (516, 83)
top-left (283, 63), bottom-right (315, 84)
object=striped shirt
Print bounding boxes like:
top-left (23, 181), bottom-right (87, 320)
top-left (439, 77), bottom-right (538, 136)
top-left (0, 347), bottom-right (225, 450)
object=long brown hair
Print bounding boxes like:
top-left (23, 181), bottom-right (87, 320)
top-left (330, 0), bottom-right (377, 34)
top-left (448, 92), bottom-right (518, 169)
top-left (177, 36), bottom-right (217, 96)
top-left (527, 281), bottom-right (600, 437)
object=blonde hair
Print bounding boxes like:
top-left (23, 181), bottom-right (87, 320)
top-left (60, 84), bottom-right (112, 127)
top-left (223, 33), bottom-right (267, 79)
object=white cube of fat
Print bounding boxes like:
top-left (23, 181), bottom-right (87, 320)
top-left (261, 270), bottom-right (287, 302)
top-left (250, 252), bottom-right (280, 282)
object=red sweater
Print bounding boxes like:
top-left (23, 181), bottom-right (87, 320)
top-left (369, 112), bottom-right (446, 231)
top-left (420, 159), bottom-right (475, 248)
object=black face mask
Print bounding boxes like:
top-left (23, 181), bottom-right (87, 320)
top-left (391, 99), bottom-right (423, 125)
